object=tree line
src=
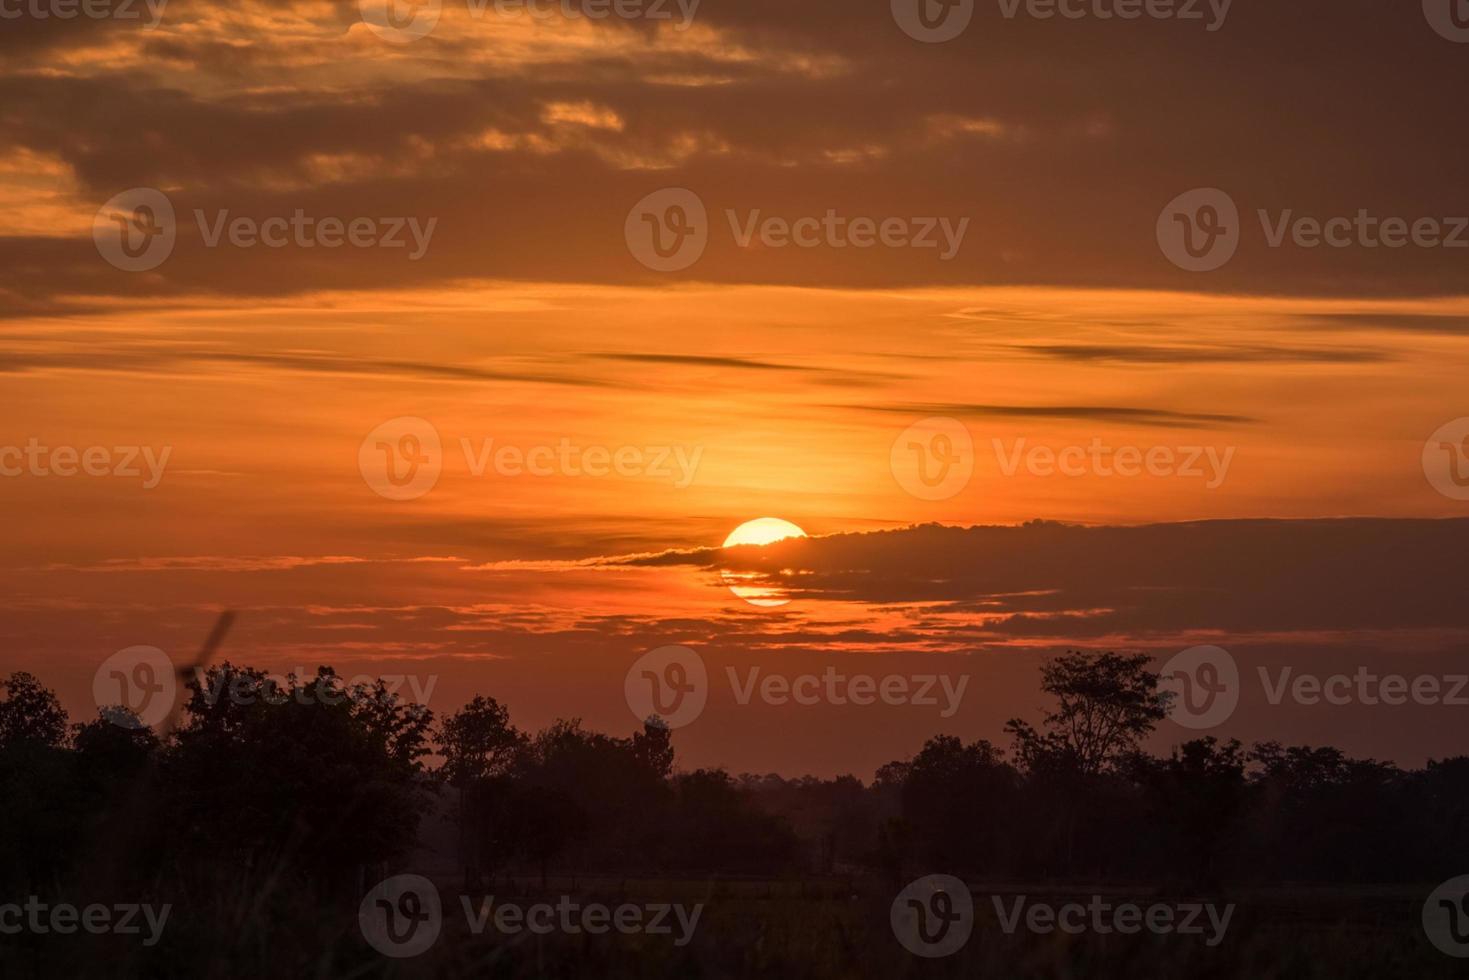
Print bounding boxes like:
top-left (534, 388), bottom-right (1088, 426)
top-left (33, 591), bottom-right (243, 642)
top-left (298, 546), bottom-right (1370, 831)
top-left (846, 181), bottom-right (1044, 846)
top-left (2, 651), bottom-right (1466, 901)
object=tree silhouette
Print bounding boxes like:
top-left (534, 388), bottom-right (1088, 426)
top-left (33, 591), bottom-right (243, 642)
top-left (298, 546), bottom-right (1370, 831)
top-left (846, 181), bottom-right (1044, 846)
top-left (165, 663), bottom-right (434, 893)
top-left (1005, 651), bottom-right (1170, 777)
top-left (631, 716), bottom-right (676, 779)
top-left (881, 735), bottom-right (1016, 873)
top-left (437, 695), bottom-right (525, 888)
top-left (439, 695), bottom-right (524, 785)
top-left (1130, 736), bottom-right (1246, 887)
top-left (0, 671), bottom-right (69, 749)
top-left (8, 646), bottom-right (1469, 979)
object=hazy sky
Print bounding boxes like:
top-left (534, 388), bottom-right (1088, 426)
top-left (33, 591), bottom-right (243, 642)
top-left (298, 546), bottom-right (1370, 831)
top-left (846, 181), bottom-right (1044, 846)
top-left (3, 0), bottom-right (1468, 776)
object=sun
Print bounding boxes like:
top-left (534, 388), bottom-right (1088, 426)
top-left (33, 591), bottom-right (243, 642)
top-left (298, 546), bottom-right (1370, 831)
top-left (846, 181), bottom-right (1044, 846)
top-left (721, 518), bottom-right (807, 607)
top-left (722, 517), bottom-right (807, 549)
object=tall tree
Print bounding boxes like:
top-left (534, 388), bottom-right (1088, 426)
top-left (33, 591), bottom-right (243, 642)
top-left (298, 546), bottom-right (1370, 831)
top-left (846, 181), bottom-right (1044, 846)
top-left (437, 695), bottom-right (525, 888)
top-left (1005, 651), bottom-right (1170, 777)
top-left (438, 695), bottom-right (523, 786)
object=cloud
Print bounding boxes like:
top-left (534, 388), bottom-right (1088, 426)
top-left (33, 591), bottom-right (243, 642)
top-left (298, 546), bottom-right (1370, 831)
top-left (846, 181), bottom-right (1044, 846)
top-left (0, 339), bottom-right (619, 387)
top-left (44, 555), bottom-right (463, 573)
top-left (839, 403), bottom-right (1260, 428)
top-left (589, 352), bottom-right (805, 371)
top-left (997, 343), bottom-right (1391, 365)
top-left (1301, 313), bottom-right (1469, 335)
top-left (607, 519), bottom-right (1469, 639)
top-left (5, 0), bottom-right (1469, 306)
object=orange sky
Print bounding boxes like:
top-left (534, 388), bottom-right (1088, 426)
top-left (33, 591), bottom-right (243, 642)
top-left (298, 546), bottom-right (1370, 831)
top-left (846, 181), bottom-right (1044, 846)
top-left (3, 0), bottom-right (1468, 775)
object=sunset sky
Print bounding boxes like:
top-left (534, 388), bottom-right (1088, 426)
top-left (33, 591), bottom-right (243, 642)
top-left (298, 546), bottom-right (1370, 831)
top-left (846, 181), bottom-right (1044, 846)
top-left (3, 0), bottom-right (1467, 776)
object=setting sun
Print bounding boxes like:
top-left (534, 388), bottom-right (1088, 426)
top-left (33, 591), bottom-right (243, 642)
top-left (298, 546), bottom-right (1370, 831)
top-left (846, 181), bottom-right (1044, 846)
top-left (722, 518), bottom-right (808, 549)
top-left (721, 518), bottom-right (807, 607)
